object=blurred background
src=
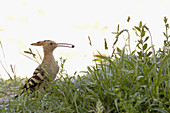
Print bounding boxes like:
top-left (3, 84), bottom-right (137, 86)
top-left (0, 0), bottom-right (169, 79)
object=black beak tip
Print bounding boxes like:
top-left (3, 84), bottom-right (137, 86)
top-left (72, 45), bottom-right (75, 48)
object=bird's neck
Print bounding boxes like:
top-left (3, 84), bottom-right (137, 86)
top-left (42, 50), bottom-right (55, 64)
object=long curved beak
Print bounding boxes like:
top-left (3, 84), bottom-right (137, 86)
top-left (57, 43), bottom-right (75, 48)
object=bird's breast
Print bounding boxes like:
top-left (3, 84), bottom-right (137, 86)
top-left (40, 62), bottom-right (59, 80)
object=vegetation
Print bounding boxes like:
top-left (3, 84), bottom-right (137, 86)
top-left (0, 17), bottom-right (169, 113)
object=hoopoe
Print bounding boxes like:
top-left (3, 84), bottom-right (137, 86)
top-left (14, 40), bottom-right (74, 98)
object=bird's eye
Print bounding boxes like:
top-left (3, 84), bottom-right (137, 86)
top-left (49, 43), bottom-right (53, 45)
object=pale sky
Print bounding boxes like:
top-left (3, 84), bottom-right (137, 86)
top-left (0, 0), bottom-right (170, 79)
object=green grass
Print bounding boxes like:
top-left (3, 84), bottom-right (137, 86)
top-left (0, 17), bottom-right (169, 113)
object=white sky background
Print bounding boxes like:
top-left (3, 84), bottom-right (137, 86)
top-left (0, 0), bottom-right (169, 79)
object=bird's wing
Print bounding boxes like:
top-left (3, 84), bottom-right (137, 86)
top-left (14, 67), bottom-right (46, 98)
top-left (23, 67), bottom-right (45, 90)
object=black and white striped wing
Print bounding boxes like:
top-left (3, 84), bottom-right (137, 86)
top-left (24, 68), bottom-right (45, 90)
top-left (14, 67), bottom-right (45, 98)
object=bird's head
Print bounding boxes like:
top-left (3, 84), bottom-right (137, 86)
top-left (31, 40), bottom-right (75, 51)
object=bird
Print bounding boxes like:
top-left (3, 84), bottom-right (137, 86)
top-left (14, 40), bottom-right (74, 98)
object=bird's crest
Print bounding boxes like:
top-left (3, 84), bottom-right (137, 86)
top-left (31, 40), bottom-right (56, 46)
